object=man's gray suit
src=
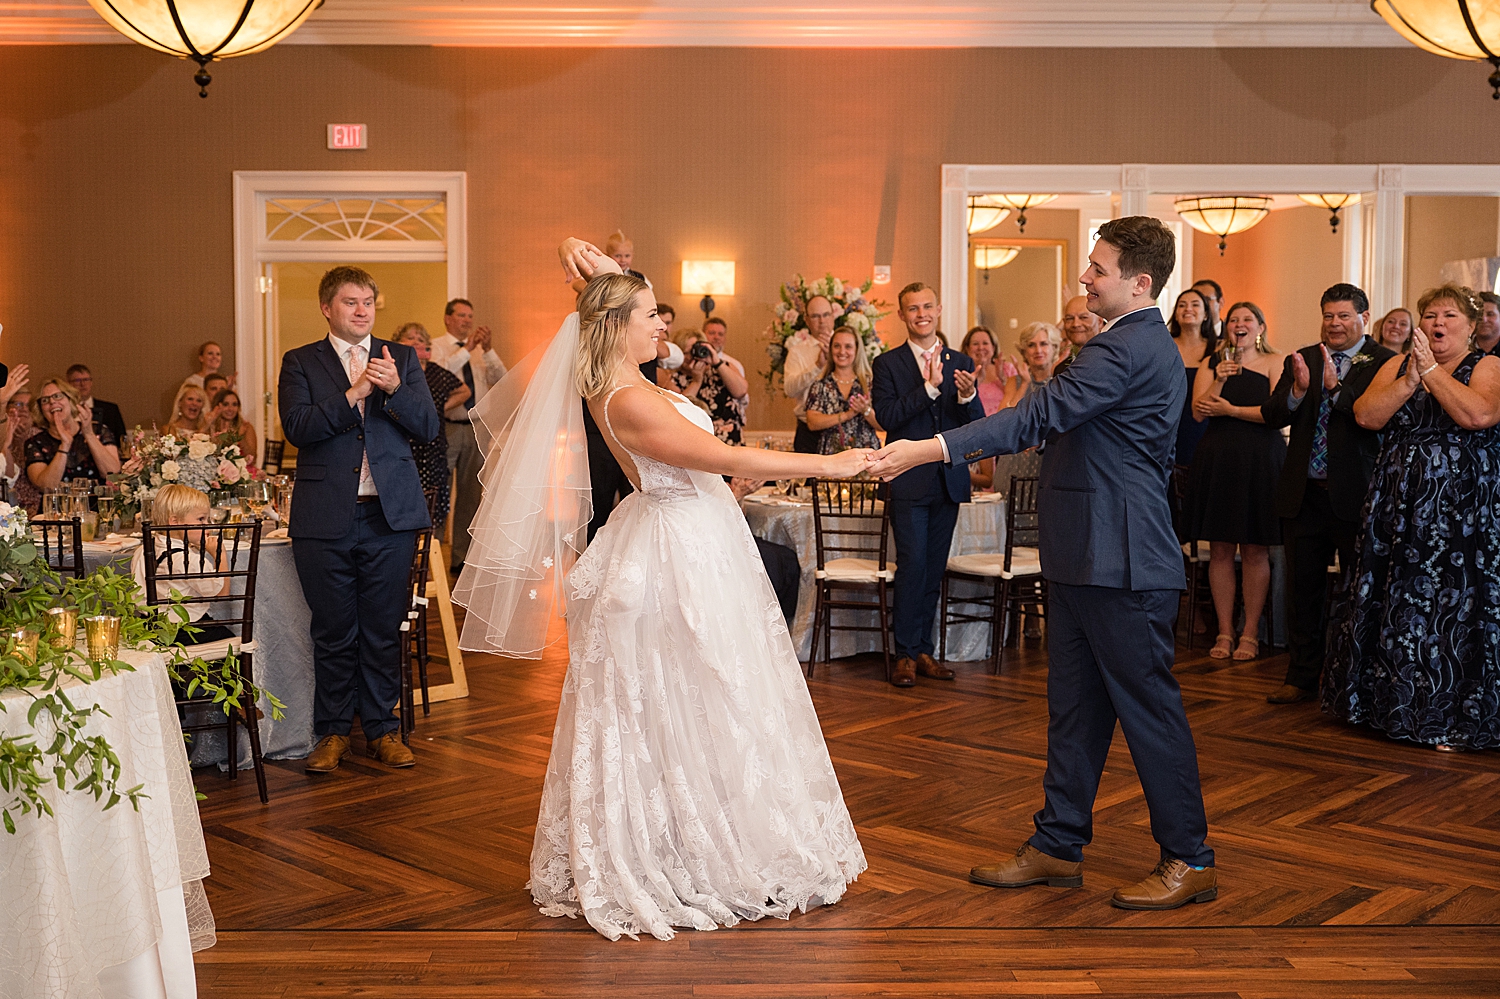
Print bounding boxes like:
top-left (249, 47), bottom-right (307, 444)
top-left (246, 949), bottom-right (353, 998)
top-left (940, 306), bottom-right (1213, 868)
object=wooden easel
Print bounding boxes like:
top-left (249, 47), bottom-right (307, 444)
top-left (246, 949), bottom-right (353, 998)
top-left (414, 540), bottom-right (468, 707)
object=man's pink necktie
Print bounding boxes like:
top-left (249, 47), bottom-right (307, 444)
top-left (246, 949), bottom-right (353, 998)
top-left (348, 345), bottom-right (373, 489)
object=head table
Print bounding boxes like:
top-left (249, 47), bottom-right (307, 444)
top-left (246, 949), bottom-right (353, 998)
top-left (1, 649), bottom-right (214, 999)
top-left (741, 489), bottom-right (1009, 663)
top-left (83, 536), bottom-right (316, 767)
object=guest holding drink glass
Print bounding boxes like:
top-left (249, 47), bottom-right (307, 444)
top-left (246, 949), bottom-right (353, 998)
top-left (1182, 302), bottom-right (1286, 660)
top-left (26, 377), bottom-right (121, 490)
top-left (1325, 285), bottom-right (1500, 750)
top-left (209, 389), bottom-right (259, 466)
top-left (1375, 308), bottom-right (1414, 353)
top-left (805, 328), bottom-right (882, 453)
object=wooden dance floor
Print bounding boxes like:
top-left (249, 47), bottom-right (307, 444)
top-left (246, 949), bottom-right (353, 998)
top-left (195, 614), bottom-right (1500, 997)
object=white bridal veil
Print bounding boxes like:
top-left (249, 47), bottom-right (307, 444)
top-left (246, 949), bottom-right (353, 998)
top-left (451, 313), bottom-right (592, 657)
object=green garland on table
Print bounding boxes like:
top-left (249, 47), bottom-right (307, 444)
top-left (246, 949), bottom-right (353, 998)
top-left (0, 502), bottom-right (285, 833)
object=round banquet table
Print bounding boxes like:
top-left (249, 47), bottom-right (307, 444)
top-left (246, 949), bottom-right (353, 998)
top-left (0, 649), bottom-right (215, 999)
top-left (83, 536), bottom-right (317, 766)
top-left (741, 490), bottom-right (1009, 662)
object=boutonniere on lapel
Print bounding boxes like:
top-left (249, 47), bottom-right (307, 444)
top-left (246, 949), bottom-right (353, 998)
top-left (1349, 353), bottom-right (1373, 367)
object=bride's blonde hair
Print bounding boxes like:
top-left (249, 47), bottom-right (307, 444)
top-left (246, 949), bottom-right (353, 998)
top-left (575, 272), bottom-right (650, 399)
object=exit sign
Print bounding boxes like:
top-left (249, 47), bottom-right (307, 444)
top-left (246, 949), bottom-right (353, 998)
top-left (327, 124), bottom-right (367, 150)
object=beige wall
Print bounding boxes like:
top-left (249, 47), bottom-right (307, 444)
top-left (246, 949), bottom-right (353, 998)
top-left (1404, 196), bottom-right (1499, 309)
top-left (2, 45), bottom-right (1498, 430)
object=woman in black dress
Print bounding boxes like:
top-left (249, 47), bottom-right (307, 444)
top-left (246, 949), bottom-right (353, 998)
top-left (26, 377), bottom-right (121, 491)
top-left (395, 323), bottom-right (469, 525)
top-left (1168, 288), bottom-right (1217, 540)
top-left (1183, 302), bottom-right (1285, 661)
top-left (1326, 285), bottom-right (1500, 751)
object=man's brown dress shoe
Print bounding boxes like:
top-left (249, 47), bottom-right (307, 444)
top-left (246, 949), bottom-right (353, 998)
top-left (1111, 858), bottom-right (1217, 910)
top-left (1266, 683), bottom-right (1315, 704)
top-left (367, 731), bottom-right (416, 768)
top-left (916, 653), bottom-right (955, 680)
top-left (970, 843), bottom-right (1083, 888)
top-left (305, 734), bottom-right (350, 774)
top-left (891, 657), bottom-right (917, 687)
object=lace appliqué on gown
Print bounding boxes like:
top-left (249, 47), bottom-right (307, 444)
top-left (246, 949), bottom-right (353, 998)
top-left (528, 389), bottom-right (866, 941)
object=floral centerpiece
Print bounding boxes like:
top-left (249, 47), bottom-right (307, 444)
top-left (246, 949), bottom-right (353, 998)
top-left (763, 273), bottom-right (890, 389)
top-left (113, 430), bottom-right (256, 525)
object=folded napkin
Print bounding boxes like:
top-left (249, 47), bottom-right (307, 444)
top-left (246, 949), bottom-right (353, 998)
top-left (84, 534), bottom-right (140, 552)
top-left (265, 527), bottom-right (289, 540)
top-left (970, 492), bottom-right (1007, 504)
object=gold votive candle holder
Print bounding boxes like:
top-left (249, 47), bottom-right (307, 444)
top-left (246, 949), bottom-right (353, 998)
top-left (83, 615), bottom-right (122, 661)
top-left (7, 627), bottom-right (40, 664)
top-left (45, 606), bottom-right (79, 649)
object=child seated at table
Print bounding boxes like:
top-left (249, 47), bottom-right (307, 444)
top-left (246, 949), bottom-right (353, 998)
top-left (130, 483), bottom-right (236, 643)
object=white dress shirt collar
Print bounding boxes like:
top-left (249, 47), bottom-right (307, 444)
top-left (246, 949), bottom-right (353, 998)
top-left (328, 332), bottom-right (373, 364)
top-left (907, 337), bottom-right (942, 364)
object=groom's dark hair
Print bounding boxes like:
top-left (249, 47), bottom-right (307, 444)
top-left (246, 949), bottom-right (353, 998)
top-left (1096, 216), bottom-right (1175, 301)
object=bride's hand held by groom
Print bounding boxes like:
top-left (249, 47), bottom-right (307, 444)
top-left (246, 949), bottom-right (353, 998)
top-left (820, 447), bottom-right (877, 479)
top-left (864, 437), bottom-right (946, 481)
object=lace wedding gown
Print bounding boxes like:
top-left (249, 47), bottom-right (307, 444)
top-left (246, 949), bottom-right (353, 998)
top-left (528, 386), bottom-right (866, 941)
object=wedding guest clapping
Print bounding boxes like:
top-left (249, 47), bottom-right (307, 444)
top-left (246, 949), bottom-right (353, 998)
top-left (784, 295), bottom-right (839, 452)
top-left (1325, 285), bottom-right (1500, 750)
top-left (209, 389), bottom-right (258, 466)
top-left (65, 364), bottom-right (126, 443)
top-left (26, 377), bottom-right (120, 490)
top-left (6, 386), bottom-right (40, 511)
top-left (961, 326), bottom-right (1007, 416)
top-left (1001, 322), bottom-right (1062, 409)
top-left (1182, 303), bottom-right (1286, 660)
top-left (806, 328), bottom-right (882, 453)
top-left (1260, 283), bottom-right (1393, 704)
top-left (395, 321), bottom-right (467, 526)
top-left (1375, 308), bottom-right (1413, 353)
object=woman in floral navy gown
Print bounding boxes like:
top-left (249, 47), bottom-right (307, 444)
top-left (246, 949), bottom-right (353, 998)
top-left (1324, 285), bottom-right (1500, 751)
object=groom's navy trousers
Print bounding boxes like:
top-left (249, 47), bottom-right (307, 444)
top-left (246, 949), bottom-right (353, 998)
top-left (939, 306), bottom-right (1213, 868)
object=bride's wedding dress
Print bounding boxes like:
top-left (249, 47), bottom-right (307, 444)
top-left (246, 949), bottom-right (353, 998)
top-left (527, 385), bottom-right (866, 941)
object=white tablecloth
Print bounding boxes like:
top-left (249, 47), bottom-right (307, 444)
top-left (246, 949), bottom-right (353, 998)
top-left (742, 492), bottom-right (1008, 661)
top-left (1, 649), bottom-right (214, 999)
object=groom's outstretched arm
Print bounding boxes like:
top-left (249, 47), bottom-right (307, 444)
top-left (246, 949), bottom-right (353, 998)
top-left (868, 336), bottom-right (1132, 480)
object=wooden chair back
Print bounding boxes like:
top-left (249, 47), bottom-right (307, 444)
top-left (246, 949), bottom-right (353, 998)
top-left (1004, 475), bottom-right (1040, 574)
top-left (32, 517), bottom-right (86, 579)
top-left (140, 520), bottom-right (263, 638)
top-left (261, 440), bottom-right (285, 474)
top-left (809, 479), bottom-right (889, 571)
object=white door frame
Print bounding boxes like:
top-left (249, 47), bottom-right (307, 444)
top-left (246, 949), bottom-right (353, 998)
top-left (942, 163), bottom-right (1500, 327)
top-left (232, 170), bottom-right (468, 441)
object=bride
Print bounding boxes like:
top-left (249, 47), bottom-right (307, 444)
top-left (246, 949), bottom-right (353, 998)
top-left (454, 239), bottom-right (870, 941)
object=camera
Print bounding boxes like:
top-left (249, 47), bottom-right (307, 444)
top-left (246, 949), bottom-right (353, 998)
top-left (690, 342), bottom-right (713, 361)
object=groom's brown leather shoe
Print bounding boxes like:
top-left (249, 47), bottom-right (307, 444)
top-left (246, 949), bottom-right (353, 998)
top-left (916, 654), bottom-right (956, 680)
top-left (970, 843), bottom-right (1083, 888)
top-left (304, 735), bottom-right (350, 774)
top-left (891, 658), bottom-right (917, 687)
top-left (1266, 684), bottom-right (1315, 704)
top-left (1111, 859), bottom-right (1217, 910)
top-left (367, 731), bottom-right (416, 768)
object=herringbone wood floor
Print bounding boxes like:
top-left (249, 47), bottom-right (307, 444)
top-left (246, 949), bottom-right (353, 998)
top-left (194, 610), bottom-right (1500, 997)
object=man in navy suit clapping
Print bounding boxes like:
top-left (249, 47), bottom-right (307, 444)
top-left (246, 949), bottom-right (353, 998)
top-left (871, 283), bottom-right (985, 688)
top-left (868, 219), bottom-right (1217, 911)
top-left (280, 266), bottom-right (439, 774)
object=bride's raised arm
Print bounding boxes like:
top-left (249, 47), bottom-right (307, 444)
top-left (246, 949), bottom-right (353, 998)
top-left (560, 237), bottom-right (621, 293)
top-left (603, 386), bottom-right (872, 480)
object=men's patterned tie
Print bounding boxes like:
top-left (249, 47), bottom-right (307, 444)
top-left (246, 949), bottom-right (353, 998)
top-left (348, 345), bottom-right (374, 489)
top-left (1308, 351), bottom-right (1348, 479)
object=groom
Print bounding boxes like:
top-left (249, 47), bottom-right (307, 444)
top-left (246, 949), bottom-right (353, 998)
top-left (867, 217), bottom-right (1216, 910)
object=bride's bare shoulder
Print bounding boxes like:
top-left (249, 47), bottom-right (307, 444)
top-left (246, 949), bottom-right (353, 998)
top-left (596, 382), bottom-right (680, 428)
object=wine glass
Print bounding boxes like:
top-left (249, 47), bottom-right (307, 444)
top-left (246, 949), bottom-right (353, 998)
top-left (237, 481), bottom-right (273, 520)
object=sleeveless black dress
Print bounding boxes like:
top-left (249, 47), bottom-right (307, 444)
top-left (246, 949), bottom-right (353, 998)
top-left (1323, 351), bottom-right (1500, 750)
top-left (1182, 358), bottom-right (1285, 545)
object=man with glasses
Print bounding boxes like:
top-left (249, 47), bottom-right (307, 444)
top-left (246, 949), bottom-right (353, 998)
top-left (783, 295), bottom-right (840, 452)
top-left (65, 364), bottom-right (126, 443)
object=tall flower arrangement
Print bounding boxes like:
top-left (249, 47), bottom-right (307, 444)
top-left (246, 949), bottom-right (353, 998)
top-left (113, 431), bottom-right (255, 524)
top-left (763, 273), bottom-right (889, 388)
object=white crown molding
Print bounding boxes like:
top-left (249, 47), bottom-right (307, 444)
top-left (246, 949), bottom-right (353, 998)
top-left (0, 1), bottom-right (1411, 48)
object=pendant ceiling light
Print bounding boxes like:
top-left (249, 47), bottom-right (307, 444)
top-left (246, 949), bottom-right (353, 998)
top-left (973, 245), bottom-right (1021, 282)
top-left (86, 0), bottom-right (323, 97)
top-left (989, 194), bottom-right (1059, 233)
top-left (1373, 0), bottom-right (1500, 99)
top-left (1297, 193), bottom-right (1363, 233)
top-left (1174, 196), bottom-right (1274, 255)
top-left (967, 196), bottom-right (1012, 235)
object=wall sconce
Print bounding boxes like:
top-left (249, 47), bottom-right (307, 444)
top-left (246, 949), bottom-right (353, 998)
top-left (681, 261), bottom-right (736, 320)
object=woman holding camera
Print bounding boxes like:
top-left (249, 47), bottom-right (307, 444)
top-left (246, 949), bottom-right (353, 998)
top-left (1182, 302), bottom-right (1285, 661)
top-left (671, 329), bottom-right (748, 444)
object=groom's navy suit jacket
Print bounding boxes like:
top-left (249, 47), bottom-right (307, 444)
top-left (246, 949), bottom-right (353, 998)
top-left (871, 341), bottom-right (985, 504)
top-left (278, 336), bottom-right (438, 539)
top-left (939, 307), bottom-right (1185, 591)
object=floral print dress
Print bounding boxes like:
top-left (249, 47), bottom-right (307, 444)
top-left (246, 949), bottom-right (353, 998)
top-left (805, 374), bottom-right (881, 454)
